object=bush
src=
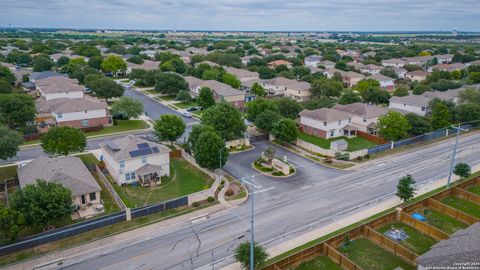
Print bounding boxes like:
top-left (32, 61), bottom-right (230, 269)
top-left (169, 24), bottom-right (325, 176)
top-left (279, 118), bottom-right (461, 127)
top-left (335, 152), bottom-right (350, 161)
top-left (324, 157), bottom-right (333, 163)
top-left (272, 171), bottom-right (284, 176)
top-left (207, 196), bottom-right (215, 203)
top-left (225, 189), bottom-right (234, 196)
top-left (356, 156), bottom-right (364, 161)
top-left (364, 154), bottom-right (371, 159)
top-left (192, 202), bottom-right (200, 207)
top-left (289, 167), bottom-right (295, 174)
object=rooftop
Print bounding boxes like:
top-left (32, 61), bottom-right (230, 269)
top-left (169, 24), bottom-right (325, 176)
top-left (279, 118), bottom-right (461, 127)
top-left (300, 108), bottom-right (351, 122)
top-left (333, 102), bottom-right (388, 118)
top-left (100, 134), bottom-right (170, 161)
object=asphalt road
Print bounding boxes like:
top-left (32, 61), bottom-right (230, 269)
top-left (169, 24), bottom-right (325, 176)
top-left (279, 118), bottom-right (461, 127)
top-left (56, 132), bottom-right (480, 270)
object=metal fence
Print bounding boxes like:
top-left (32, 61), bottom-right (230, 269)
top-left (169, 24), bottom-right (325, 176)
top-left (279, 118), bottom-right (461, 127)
top-left (367, 142), bottom-right (392, 155)
top-left (0, 196), bottom-right (188, 256)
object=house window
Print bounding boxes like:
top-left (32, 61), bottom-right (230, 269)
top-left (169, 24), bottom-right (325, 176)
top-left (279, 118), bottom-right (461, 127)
top-left (120, 160), bottom-right (125, 168)
top-left (403, 103), bottom-right (406, 106)
top-left (338, 120), bottom-right (341, 125)
top-left (142, 156), bottom-right (147, 164)
top-left (421, 107), bottom-right (426, 111)
top-left (57, 113), bottom-right (63, 119)
top-left (81, 119), bottom-right (89, 127)
top-left (363, 118), bottom-right (367, 123)
top-left (323, 122), bottom-right (327, 126)
top-left (348, 118), bottom-right (351, 123)
top-left (125, 172), bottom-right (136, 181)
top-left (89, 192), bottom-right (96, 201)
top-left (84, 110), bottom-right (88, 113)
top-left (330, 131), bottom-right (335, 137)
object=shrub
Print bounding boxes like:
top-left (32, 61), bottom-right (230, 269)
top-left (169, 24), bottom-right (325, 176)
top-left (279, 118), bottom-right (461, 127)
top-left (225, 189), bottom-right (234, 196)
top-left (272, 171), bottom-right (284, 176)
top-left (207, 196), bottom-right (215, 202)
top-left (192, 202), bottom-right (200, 207)
top-left (356, 156), bottom-right (364, 161)
top-left (289, 167), bottom-right (295, 174)
top-left (364, 154), bottom-right (371, 159)
top-left (324, 157), bottom-right (333, 163)
top-left (335, 152), bottom-right (350, 161)
top-left (220, 180), bottom-right (225, 185)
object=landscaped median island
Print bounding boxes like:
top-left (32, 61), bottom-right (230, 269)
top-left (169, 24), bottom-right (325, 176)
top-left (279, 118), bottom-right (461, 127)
top-left (253, 147), bottom-right (296, 177)
top-left (260, 173), bottom-right (480, 270)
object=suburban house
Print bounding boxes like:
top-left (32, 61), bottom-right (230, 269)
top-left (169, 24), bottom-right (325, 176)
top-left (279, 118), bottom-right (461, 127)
top-left (17, 156), bottom-right (102, 213)
top-left (262, 77), bottom-right (311, 99)
top-left (304, 55), bottom-right (322, 68)
top-left (241, 55), bottom-right (260, 66)
top-left (100, 135), bottom-right (171, 186)
top-left (359, 64), bottom-right (383, 75)
top-left (35, 76), bottom-right (84, 100)
top-left (224, 66), bottom-right (260, 82)
top-left (283, 80), bottom-right (312, 102)
top-left (381, 58), bottom-right (406, 68)
top-left (403, 56), bottom-right (434, 66)
top-left (139, 49), bottom-right (157, 58)
top-left (267, 60), bottom-right (293, 69)
top-left (405, 70), bottom-right (430, 82)
top-left (391, 67), bottom-right (407, 78)
top-left (434, 54), bottom-right (454, 64)
top-left (196, 60), bottom-right (219, 67)
top-left (368, 73), bottom-right (395, 90)
top-left (427, 63), bottom-right (466, 72)
top-left (185, 76), bottom-right (246, 108)
top-left (49, 53), bottom-right (85, 63)
top-left (35, 96), bottom-right (110, 131)
top-left (318, 60), bottom-right (336, 69)
top-left (417, 223), bottom-right (480, 270)
top-left (29, 71), bottom-right (67, 83)
top-left (332, 103), bottom-right (388, 135)
top-left (258, 48), bottom-right (272, 56)
top-left (126, 60), bottom-right (160, 73)
top-left (388, 95), bottom-right (432, 116)
top-left (342, 71), bottom-right (365, 87)
top-left (466, 60), bottom-right (480, 67)
top-left (299, 108), bottom-right (355, 139)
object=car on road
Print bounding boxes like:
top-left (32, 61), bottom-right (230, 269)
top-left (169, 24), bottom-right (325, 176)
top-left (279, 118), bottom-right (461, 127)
top-left (182, 111), bottom-right (192, 118)
top-left (187, 106), bottom-right (201, 112)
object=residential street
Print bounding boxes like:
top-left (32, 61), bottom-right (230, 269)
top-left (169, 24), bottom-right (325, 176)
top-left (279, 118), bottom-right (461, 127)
top-left (18, 131), bottom-right (479, 270)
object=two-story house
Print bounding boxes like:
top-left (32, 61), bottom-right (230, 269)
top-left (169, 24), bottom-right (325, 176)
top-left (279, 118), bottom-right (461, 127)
top-left (299, 108), bottom-right (355, 139)
top-left (388, 95), bottom-right (432, 116)
top-left (332, 103), bottom-right (388, 135)
top-left (185, 76), bottom-right (246, 109)
top-left (35, 77), bottom-right (85, 100)
top-left (368, 73), bottom-right (395, 90)
top-left (224, 67), bottom-right (260, 82)
top-left (381, 58), bottom-right (406, 68)
top-left (304, 55), bottom-right (322, 68)
top-left (100, 135), bottom-right (171, 186)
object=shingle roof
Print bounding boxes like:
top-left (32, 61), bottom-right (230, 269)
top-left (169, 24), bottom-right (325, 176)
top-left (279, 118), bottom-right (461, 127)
top-left (100, 134), bottom-right (170, 161)
top-left (417, 223), bottom-right (480, 267)
top-left (333, 102), bottom-right (388, 118)
top-left (389, 95), bottom-right (431, 107)
top-left (18, 156), bottom-right (101, 196)
top-left (369, 73), bottom-right (394, 81)
top-left (224, 66), bottom-right (259, 78)
top-left (201, 80), bottom-right (245, 96)
top-left (265, 77), bottom-right (311, 90)
top-left (36, 96), bottom-right (107, 114)
top-left (300, 108), bottom-right (351, 122)
top-left (127, 60), bottom-right (160, 70)
top-left (30, 71), bottom-right (67, 81)
top-left (36, 76), bottom-right (84, 94)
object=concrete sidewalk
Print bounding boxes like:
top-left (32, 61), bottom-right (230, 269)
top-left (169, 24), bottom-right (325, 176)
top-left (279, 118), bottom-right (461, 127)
top-left (3, 203), bottom-right (230, 270)
top-left (221, 164), bottom-right (480, 270)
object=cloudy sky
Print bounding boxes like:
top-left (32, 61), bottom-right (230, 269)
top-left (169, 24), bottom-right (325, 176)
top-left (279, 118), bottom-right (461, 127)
top-left (1, 0), bottom-right (479, 32)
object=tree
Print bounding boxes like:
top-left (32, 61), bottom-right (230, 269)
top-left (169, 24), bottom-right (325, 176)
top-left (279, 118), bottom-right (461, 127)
top-left (453, 163), bottom-right (471, 178)
top-left (272, 118), bottom-right (298, 143)
top-left (56, 56), bottom-right (70, 67)
top-left (222, 73), bottom-right (241, 88)
top-left (377, 111), bottom-right (411, 141)
top-left (245, 98), bottom-right (277, 122)
top-left (175, 90), bottom-right (191, 102)
top-left (468, 72), bottom-right (480, 84)
top-left (154, 114), bottom-right (186, 146)
top-left (380, 67), bottom-right (399, 79)
top-left (338, 89), bottom-right (362, 104)
top-left (454, 103), bottom-right (480, 122)
top-left (0, 94), bottom-right (36, 128)
top-left (111, 96), bottom-right (144, 119)
top-left (303, 97), bottom-right (335, 110)
top-left (0, 126), bottom-right (23, 160)
top-left (396, 175), bottom-right (416, 203)
top-left (362, 87), bottom-right (391, 105)
top-left (458, 88), bottom-right (480, 104)
top-left (160, 58), bottom-right (186, 74)
top-left (254, 110), bottom-right (282, 132)
top-left (201, 102), bottom-right (246, 140)
top-left (10, 180), bottom-right (72, 228)
top-left (32, 55), bottom-right (54, 72)
top-left (275, 97), bottom-right (303, 119)
top-left (251, 82), bottom-right (266, 96)
top-left (88, 55), bottom-right (103, 70)
top-left (405, 113), bottom-right (432, 136)
top-left (431, 103), bottom-right (452, 130)
top-left (311, 78), bottom-right (344, 98)
top-left (0, 65), bottom-right (15, 82)
top-left (393, 86), bottom-right (409, 97)
top-left (154, 72), bottom-right (188, 95)
top-left (101, 55), bottom-right (127, 75)
top-left (193, 130), bottom-right (228, 170)
top-left (187, 125), bottom-right (216, 152)
top-left (0, 207), bottom-right (24, 243)
top-left (197, 87), bottom-right (215, 109)
top-left (0, 79), bottom-right (12, 94)
top-left (234, 242), bottom-right (268, 270)
top-left (412, 84), bottom-right (430, 95)
top-left (41, 127), bottom-right (86, 156)
top-left (89, 77), bottom-right (124, 101)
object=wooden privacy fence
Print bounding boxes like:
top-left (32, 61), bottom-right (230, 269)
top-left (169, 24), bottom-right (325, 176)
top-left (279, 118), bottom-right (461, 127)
top-left (427, 198), bottom-right (479, 225)
top-left (357, 130), bottom-right (389, 144)
top-left (399, 212), bottom-right (449, 241)
top-left (363, 226), bottom-right (418, 266)
top-left (323, 243), bottom-right (362, 270)
top-left (453, 187), bottom-right (480, 205)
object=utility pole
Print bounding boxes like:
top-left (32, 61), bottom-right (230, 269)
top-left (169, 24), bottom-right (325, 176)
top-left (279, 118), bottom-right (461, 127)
top-left (240, 176), bottom-right (260, 270)
top-left (447, 124), bottom-right (468, 187)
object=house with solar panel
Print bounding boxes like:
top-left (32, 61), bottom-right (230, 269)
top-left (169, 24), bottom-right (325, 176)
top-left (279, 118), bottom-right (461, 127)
top-left (99, 135), bottom-right (171, 186)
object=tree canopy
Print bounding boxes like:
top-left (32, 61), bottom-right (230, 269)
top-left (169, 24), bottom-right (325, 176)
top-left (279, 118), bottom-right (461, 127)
top-left (154, 72), bottom-right (188, 95)
top-left (377, 111), bottom-right (411, 141)
top-left (201, 102), bottom-right (246, 140)
top-left (396, 174), bottom-right (416, 203)
top-left (89, 77), bottom-right (124, 101)
top-left (197, 87), bottom-right (216, 109)
top-left (41, 126), bottom-right (87, 156)
top-left (0, 126), bottom-right (23, 160)
top-left (272, 118), bottom-right (299, 143)
top-left (101, 55), bottom-right (127, 75)
top-left (154, 114), bottom-right (186, 145)
top-left (111, 96), bottom-right (144, 119)
top-left (193, 130), bottom-right (229, 170)
top-left (0, 94), bottom-right (36, 128)
top-left (234, 242), bottom-right (268, 270)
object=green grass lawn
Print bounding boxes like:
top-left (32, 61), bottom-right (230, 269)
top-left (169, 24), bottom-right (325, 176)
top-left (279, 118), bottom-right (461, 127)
top-left (174, 101), bottom-right (197, 109)
top-left (467, 185), bottom-right (480, 196)
top-left (86, 120), bottom-right (149, 137)
top-left (295, 255), bottom-right (342, 270)
top-left (419, 208), bottom-right (468, 234)
top-left (442, 196), bottom-right (480, 218)
top-left (378, 222), bottom-right (437, 254)
top-left (0, 165), bottom-right (17, 181)
top-left (298, 132), bottom-right (377, 152)
top-left (143, 89), bottom-right (159, 95)
top-left (338, 238), bottom-right (415, 270)
top-left (157, 94), bottom-right (176, 101)
top-left (113, 158), bottom-right (213, 208)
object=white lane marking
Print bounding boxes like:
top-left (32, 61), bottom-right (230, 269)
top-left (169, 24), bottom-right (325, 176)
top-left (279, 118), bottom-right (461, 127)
top-left (253, 187), bottom-right (275, 194)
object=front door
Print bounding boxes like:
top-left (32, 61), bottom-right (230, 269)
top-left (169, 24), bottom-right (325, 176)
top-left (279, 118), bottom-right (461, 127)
top-left (81, 195), bottom-right (86, 205)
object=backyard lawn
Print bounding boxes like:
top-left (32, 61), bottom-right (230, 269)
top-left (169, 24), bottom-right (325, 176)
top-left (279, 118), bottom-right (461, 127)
top-left (143, 89), bottom-right (159, 95)
top-left (86, 120), bottom-right (149, 136)
top-left (378, 222), bottom-right (437, 254)
top-left (298, 132), bottom-right (377, 152)
top-left (467, 185), bottom-right (480, 196)
top-left (112, 158), bottom-right (213, 208)
top-left (157, 94), bottom-right (176, 101)
top-left (0, 165), bottom-right (17, 181)
top-left (442, 196), bottom-right (480, 218)
top-left (419, 208), bottom-right (468, 234)
top-left (338, 238), bottom-right (415, 270)
top-left (174, 100), bottom-right (197, 109)
top-left (295, 255), bottom-right (342, 270)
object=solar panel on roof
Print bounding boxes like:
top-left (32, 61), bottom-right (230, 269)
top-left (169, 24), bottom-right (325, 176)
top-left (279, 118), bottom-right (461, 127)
top-left (137, 143), bottom-right (149, 149)
top-left (106, 141), bottom-right (121, 151)
top-left (129, 148), bottom-right (153, 158)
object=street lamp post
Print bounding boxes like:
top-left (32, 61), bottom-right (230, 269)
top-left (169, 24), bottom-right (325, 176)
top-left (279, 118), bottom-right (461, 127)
top-left (446, 124), bottom-right (468, 187)
top-left (240, 176), bottom-right (259, 270)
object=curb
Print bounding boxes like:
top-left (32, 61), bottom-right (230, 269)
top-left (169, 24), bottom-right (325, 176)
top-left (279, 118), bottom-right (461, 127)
top-left (250, 162), bottom-right (297, 179)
